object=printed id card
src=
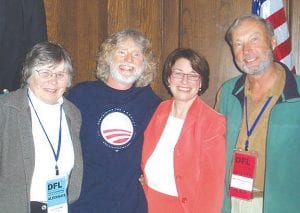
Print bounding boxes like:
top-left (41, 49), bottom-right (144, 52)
top-left (47, 175), bottom-right (68, 213)
top-left (229, 151), bottom-right (257, 200)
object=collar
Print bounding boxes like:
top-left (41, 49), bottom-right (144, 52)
top-left (232, 61), bottom-right (300, 107)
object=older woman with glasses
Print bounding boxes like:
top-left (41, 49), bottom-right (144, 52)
top-left (141, 48), bottom-right (226, 213)
top-left (0, 41), bottom-right (83, 213)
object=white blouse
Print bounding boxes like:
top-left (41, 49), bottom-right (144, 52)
top-left (144, 114), bottom-right (184, 196)
top-left (28, 89), bottom-right (74, 202)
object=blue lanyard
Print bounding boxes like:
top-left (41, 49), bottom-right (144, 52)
top-left (244, 96), bottom-right (272, 151)
top-left (27, 93), bottom-right (63, 176)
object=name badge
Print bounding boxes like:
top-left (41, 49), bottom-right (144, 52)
top-left (229, 151), bottom-right (257, 200)
top-left (47, 175), bottom-right (68, 213)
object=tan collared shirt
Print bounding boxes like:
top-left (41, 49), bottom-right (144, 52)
top-left (235, 67), bottom-right (285, 193)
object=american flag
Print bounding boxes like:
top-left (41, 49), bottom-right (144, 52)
top-left (252, 0), bottom-right (296, 74)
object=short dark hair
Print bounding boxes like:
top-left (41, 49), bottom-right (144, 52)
top-left (162, 48), bottom-right (209, 95)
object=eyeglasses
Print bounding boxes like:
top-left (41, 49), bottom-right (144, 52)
top-left (171, 71), bottom-right (200, 81)
top-left (36, 69), bottom-right (68, 81)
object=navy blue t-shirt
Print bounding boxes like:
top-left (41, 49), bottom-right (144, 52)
top-left (67, 80), bottom-right (160, 213)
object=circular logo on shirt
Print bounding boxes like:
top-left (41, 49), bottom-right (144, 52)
top-left (98, 108), bottom-right (135, 151)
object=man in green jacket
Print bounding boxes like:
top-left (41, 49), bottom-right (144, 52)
top-left (215, 14), bottom-right (300, 213)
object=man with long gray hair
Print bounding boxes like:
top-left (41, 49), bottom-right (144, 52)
top-left (67, 29), bottom-right (160, 213)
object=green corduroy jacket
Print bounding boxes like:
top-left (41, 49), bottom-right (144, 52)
top-left (216, 63), bottom-right (300, 213)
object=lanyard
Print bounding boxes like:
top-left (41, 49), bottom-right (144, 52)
top-left (244, 96), bottom-right (272, 151)
top-left (27, 93), bottom-right (63, 176)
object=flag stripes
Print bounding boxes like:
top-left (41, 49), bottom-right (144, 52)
top-left (252, 0), bottom-right (296, 74)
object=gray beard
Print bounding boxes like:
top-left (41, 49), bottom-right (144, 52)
top-left (238, 50), bottom-right (274, 75)
top-left (109, 62), bottom-right (144, 85)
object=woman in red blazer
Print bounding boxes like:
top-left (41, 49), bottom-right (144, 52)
top-left (141, 48), bottom-right (226, 213)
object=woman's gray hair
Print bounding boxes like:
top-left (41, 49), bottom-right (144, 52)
top-left (96, 29), bottom-right (156, 87)
top-left (225, 14), bottom-right (275, 46)
top-left (21, 41), bottom-right (74, 87)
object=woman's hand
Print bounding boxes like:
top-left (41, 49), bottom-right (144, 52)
top-left (139, 174), bottom-right (145, 186)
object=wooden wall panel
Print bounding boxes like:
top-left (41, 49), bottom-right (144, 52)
top-left (160, 0), bottom-right (181, 99)
top-left (180, 0), bottom-right (251, 105)
top-left (44, 0), bottom-right (300, 106)
top-left (45, 0), bottom-right (107, 83)
top-left (44, 0), bottom-right (60, 40)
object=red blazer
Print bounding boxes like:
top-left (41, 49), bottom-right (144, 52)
top-left (142, 97), bottom-right (226, 213)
